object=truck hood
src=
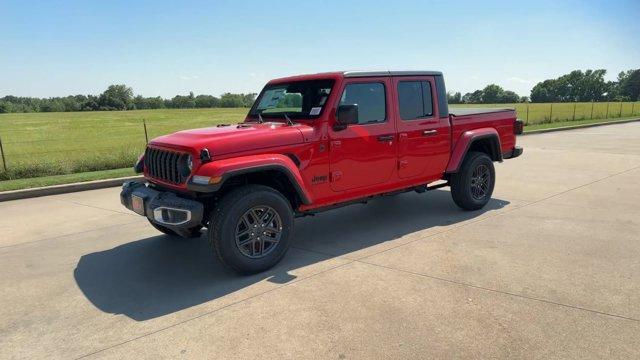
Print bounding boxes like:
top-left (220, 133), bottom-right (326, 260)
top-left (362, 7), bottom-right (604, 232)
top-left (149, 122), bottom-right (307, 155)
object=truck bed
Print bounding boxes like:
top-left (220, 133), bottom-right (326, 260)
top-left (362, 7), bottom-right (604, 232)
top-left (449, 108), bottom-right (515, 116)
top-left (448, 107), bottom-right (518, 158)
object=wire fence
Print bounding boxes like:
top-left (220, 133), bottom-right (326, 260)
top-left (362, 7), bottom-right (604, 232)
top-left (451, 100), bottom-right (639, 125)
top-left (0, 103), bottom-right (638, 181)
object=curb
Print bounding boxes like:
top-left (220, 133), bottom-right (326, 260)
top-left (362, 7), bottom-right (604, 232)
top-left (523, 118), bottom-right (640, 135)
top-left (2, 118), bottom-right (638, 202)
top-left (0, 175), bottom-right (143, 202)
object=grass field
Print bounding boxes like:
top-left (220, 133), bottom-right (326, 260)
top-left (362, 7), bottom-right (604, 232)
top-left (451, 101), bottom-right (640, 125)
top-left (0, 108), bottom-right (247, 181)
top-left (0, 102), bottom-right (639, 184)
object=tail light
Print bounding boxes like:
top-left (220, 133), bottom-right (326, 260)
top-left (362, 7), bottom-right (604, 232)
top-left (514, 119), bottom-right (524, 135)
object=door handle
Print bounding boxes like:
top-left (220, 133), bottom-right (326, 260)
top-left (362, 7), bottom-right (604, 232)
top-left (377, 135), bottom-right (394, 142)
top-left (422, 130), bottom-right (438, 136)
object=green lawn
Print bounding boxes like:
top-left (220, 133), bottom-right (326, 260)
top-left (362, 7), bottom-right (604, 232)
top-left (450, 101), bottom-right (640, 125)
top-left (523, 117), bottom-right (639, 132)
top-left (0, 104), bottom-right (639, 191)
top-left (0, 108), bottom-right (248, 181)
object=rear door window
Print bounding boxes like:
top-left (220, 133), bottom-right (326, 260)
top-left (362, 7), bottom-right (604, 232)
top-left (339, 83), bottom-right (386, 124)
top-left (397, 81), bottom-right (433, 120)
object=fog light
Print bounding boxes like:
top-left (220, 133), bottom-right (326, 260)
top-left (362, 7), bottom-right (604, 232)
top-left (153, 207), bottom-right (191, 225)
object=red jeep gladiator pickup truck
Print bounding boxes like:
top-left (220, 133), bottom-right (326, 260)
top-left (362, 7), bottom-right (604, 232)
top-left (121, 71), bottom-right (522, 274)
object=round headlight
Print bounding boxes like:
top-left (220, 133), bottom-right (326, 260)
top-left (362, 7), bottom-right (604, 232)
top-left (187, 155), bottom-right (193, 171)
top-left (178, 154), bottom-right (193, 177)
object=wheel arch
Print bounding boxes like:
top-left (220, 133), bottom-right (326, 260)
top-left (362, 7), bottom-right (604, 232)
top-left (188, 154), bottom-right (312, 207)
top-left (446, 129), bottom-right (502, 173)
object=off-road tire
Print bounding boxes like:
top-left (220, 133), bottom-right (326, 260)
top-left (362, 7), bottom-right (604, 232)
top-left (209, 185), bottom-right (294, 274)
top-left (148, 219), bottom-right (202, 238)
top-left (450, 151), bottom-right (495, 211)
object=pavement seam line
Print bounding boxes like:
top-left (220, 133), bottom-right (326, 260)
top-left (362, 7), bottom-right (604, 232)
top-left (0, 220), bottom-right (144, 251)
top-left (63, 199), bottom-right (139, 216)
top-left (356, 260), bottom-right (640, 323)
top-left (74, 258), bottom-right (356, 359)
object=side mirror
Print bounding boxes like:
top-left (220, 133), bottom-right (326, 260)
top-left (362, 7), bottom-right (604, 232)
top-left (334, 104), bottom-right (358, 130)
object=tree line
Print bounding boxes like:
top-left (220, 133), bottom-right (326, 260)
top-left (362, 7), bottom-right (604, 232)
top-left (0, 84), bottom-right (257, 113)
top-left (1, 68), bottom-right (639, 113)
top-left (448, 68), bottom-right (640, 104)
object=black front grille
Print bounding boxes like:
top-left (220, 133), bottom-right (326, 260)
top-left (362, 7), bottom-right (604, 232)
top-left (144, 147), bottom-right (186, 184)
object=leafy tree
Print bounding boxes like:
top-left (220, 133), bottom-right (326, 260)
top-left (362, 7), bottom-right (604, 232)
top-left (481, 84), bottom-right (504, 103)
top-left (447, 92), bottom-right (462, 104)
top-left (530, 70), bottom-right (611, 102)
top-left (220, 93), bottom-right (256, 108)
top-left (242, 93), bottom-right (257, 107)
top-left (617, 69), bottom-right (640, 101)
top-left (169, 92), bottom-right (196, 109)
top-left (220, 93), bottom-right (244, 107)
top-left (501, 90), bottom-right (520, 103)
top-left (0, 101), bottom-right (12, 113)
top-left (462, 90), bottom-right (483, 104)
top-left (98, 84), bottom-right (134, 110)
top-left (194, 94), bottom-right (220, 108)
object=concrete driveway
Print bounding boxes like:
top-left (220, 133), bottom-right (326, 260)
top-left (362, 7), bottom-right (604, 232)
top-left (1, 123), bottom-right (639, 359)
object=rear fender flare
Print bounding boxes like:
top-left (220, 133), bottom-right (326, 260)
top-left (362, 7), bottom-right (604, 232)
top-left (446, 128), bottom-right (501, 173)
top-left (187, 154), bottom-right (312, 205)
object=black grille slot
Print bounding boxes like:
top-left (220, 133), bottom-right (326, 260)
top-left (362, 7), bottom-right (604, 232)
top-left (144, 147), bottom-right (185, 184)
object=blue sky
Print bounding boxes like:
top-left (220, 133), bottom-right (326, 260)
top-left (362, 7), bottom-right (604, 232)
top-left (1, 0), bottom-right (638, 98)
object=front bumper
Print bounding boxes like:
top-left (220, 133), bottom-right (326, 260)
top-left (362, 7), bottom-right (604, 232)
top-left (120, 181), bottom-right (204, 234)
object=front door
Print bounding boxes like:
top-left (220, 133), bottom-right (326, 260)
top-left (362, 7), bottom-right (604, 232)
top-left (329, 78), bottom-right (397, 192)
top-left (393, 77), bottom-right (451, 180)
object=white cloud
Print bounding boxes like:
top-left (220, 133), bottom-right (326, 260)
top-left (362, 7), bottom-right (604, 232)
top-left (179, 75), bottom-right (199, 80)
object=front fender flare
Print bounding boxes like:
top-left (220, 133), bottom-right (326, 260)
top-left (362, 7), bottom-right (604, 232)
top-left (187, 154), bottom-right (312, 205)
top-left (446, 128), bottom-right (501, 173)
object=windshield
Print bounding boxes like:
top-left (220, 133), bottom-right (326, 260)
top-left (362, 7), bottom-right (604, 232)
top-left (249, 79), bottom-right (334, 119)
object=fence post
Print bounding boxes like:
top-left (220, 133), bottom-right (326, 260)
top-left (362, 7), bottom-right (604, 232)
top-left (590, 101), bottom-right (595, 119)
top-left (549, 103), bottom-right (553, 122)
top-left (572, 102), bottom-right (576, 121)
top-left (143, 119), bottom-right (149, 144)
top-left (619, 101), bottom-right (623, 118)
top-left (0, 136), bottom-right (7, 172)
top-left (605, 102), bottom-right (610, 119)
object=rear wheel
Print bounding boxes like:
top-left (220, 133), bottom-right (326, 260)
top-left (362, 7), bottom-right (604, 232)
top-left (450, 151), bottom-right (495, 210)
top-left (209, 185), bottom-right (294, 274)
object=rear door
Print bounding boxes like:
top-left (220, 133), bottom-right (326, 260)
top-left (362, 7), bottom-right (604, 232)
top-left (329, 78), bottom-right (397, 192)
top-left (393, 76), bottom-right (450, 180)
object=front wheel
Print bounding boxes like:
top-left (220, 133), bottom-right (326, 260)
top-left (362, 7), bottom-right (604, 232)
top-left (209, 185), bottom-right (294, 274)
top-left (450, 151), bottom-right (495, 210)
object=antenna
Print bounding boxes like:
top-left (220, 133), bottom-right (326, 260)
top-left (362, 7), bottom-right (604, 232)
top-left (284, 113), bottom-right (294, 126)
